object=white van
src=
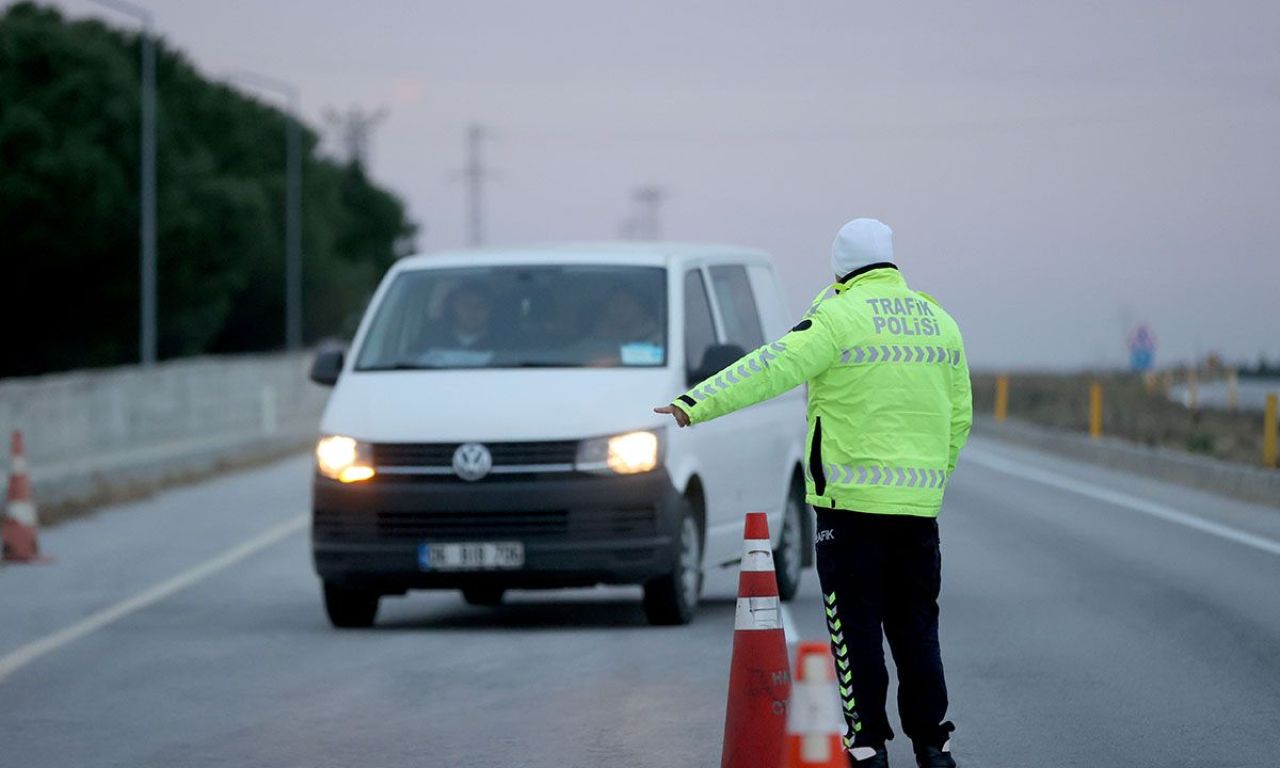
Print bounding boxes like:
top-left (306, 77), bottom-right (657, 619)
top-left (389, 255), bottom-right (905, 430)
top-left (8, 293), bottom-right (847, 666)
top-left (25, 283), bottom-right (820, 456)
top-left (308, 244), bottom-right (810, 627)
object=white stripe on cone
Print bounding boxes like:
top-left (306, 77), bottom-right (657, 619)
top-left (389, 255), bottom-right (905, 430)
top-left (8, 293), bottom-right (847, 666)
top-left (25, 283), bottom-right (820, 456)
top-left (803, 731), bottom-right (832, 762)
top-left (734, 596), bottom-right (781, 630)
top-left (786, 650), bottom-right (845, 764)
top-left (741, 539), bottom-right (775, 571)
top-left (6, 500), bottom-right (37, 526)
top-left (789, 663), bottom-right (844, 736)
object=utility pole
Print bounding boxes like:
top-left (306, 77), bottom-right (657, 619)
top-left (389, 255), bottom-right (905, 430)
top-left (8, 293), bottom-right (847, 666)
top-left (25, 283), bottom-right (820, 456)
top-left (231, 71), bottom-right (303, 350)
top-left (463, 124), bottom-right (490, 247)
top-left (323, 106), bottom-right (387, 168)
top-left (90, 0), bottom-right (157, 365)
top-left (618, 216), bottom-right (639, 240)
top-left (631, 186), bottom-right (666, 240)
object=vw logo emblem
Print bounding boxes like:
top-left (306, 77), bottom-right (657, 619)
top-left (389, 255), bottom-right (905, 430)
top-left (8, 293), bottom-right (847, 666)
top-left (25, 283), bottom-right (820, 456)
top-left (452, 442), bottom-right (492, 482)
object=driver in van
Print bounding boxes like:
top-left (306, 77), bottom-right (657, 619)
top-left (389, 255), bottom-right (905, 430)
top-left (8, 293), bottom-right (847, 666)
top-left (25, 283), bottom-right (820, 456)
top-left (423, 281), bottom-right (497, 352)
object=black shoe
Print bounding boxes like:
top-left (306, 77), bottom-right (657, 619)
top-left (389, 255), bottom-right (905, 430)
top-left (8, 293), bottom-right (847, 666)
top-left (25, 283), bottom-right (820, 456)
top-left (914, 745), bottom-right (956, 768)
top-left (848, 747), bottom-right (889, 767)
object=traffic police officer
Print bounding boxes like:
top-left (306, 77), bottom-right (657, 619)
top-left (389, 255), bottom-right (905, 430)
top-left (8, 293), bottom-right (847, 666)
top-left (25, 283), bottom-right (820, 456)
top-left (655, 218), bottom-right (971, 768)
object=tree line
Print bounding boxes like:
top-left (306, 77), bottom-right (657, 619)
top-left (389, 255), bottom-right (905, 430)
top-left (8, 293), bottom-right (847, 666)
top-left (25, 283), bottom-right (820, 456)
top-left (0, 3), bottom-right (416, 377)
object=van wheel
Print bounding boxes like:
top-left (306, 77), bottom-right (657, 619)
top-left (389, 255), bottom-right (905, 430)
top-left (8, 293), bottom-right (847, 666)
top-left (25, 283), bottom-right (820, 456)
top-left (643, 502), bottom-right (703, 626)
top-left (462, 586), bottom-right (505, 607)
top-left (774, 482), bottom-right (806, 602)
top-left (323, 582), bottom-right (380, 628)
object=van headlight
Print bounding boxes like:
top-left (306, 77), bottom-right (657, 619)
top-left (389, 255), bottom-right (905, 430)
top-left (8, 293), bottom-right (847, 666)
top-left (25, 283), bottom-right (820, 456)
top-left (575, 430), bottom-right (662, 475)
top-left (316, 435), bottom-right (376, 483)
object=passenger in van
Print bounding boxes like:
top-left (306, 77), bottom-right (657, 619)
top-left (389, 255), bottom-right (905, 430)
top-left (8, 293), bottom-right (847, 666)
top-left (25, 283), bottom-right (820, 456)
top-left (592, 287), bottom-right (662, 345)
top-left (582, 286), bottom-right (664, 366)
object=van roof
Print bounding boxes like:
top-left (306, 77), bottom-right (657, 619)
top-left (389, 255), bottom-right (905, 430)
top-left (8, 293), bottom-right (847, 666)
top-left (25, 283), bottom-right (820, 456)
top-left (394, 242), bottom-right (774, 272)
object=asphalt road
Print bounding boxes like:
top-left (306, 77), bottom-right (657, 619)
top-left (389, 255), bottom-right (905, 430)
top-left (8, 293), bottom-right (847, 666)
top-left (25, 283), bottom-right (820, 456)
top-left (2, 434), bottom-right (1279, 767)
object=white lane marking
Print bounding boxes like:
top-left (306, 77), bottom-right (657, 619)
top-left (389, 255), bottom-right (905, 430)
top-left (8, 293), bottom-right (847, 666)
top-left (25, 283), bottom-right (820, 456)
top-left (964, 448), bottom-right (1280, 558)
top-left (780, 602), bottom-right (798, 645)
top-left (0, 514), bottom-right (307, 684)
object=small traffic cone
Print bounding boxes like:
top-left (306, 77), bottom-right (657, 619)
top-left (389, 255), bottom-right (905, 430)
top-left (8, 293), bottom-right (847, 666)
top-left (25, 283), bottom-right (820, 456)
top-left (2, 431), bottom-right (44, 563)
top-left (783, 642), bottom-right (846, 767)
top-left (721, 512), bottom-right (792, 768)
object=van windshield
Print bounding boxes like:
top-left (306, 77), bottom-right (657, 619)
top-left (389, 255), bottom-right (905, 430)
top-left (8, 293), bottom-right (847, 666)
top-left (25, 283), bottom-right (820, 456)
top-left (354, 265), bottom-right (668, 370)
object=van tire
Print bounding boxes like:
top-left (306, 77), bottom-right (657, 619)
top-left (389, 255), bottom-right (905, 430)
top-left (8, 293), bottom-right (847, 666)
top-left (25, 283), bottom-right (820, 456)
top-left (323, 582), bottom-right (380, 628)
top-left (643, 500), bottom-right (703, 626)
top-left (774, 480), bottom-right (806, 602)
top-left (462, 586), bottom-right (505, 607)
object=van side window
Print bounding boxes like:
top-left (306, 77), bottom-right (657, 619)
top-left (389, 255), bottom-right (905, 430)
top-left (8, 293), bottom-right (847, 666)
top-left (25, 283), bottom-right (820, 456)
top-left (708, 265), bottom-right (765, 350)
top-left (683, 270), bottom-right (717, 371)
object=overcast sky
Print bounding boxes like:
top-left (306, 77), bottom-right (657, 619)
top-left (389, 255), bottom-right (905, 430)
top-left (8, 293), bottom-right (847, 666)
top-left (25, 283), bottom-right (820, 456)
top-left (53, 0), bottom-right (1280, 369)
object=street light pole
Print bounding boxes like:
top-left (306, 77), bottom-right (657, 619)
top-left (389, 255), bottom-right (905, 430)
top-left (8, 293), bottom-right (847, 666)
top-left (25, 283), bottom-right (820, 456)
top-left (89, 0), bottom-right (157, 365)
top-left (285, 105), bottom-right (301, 350)
top-left (230, 72), bottom-right (303, 350)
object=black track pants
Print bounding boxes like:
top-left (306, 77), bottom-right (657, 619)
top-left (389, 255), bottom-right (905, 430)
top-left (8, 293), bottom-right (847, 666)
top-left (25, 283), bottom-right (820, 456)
top-left (813, 508), bottom-right (954, 753)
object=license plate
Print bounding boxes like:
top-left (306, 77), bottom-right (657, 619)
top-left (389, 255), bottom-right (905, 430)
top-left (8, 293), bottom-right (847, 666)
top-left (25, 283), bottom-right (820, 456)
top-left (418, 542), bottom-right (524, 571)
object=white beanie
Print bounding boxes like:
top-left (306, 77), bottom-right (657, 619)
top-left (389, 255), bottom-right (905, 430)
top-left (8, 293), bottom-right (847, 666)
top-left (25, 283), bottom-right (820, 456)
top-left (831, 218), bottom-right (894, 278)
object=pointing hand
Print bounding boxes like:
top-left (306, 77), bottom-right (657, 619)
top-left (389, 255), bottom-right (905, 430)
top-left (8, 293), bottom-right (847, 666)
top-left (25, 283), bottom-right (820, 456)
top-left (653, 404), bottom-right (690, 428)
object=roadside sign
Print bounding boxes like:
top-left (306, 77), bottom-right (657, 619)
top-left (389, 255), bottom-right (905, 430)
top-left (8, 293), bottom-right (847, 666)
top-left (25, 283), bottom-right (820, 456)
top-left (1129, 323), bottom-right (1157, 372)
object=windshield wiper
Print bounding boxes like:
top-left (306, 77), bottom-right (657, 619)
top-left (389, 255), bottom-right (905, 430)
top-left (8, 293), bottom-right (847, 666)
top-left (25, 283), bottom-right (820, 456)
top-left (358, 361), bottom-right (443, 371)
top-left (360, 360), bottom-right (586, 370)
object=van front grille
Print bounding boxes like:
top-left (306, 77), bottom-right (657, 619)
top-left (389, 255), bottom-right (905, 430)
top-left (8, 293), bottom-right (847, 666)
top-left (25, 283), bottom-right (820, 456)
top-left (314, 506), bottom-right (657, 541)
top-left (372, 441), bottom-right (579, 468)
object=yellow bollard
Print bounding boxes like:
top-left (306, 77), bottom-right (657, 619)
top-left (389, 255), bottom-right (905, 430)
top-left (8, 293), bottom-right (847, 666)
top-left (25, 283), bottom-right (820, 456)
top-left (1143, 372), bottom-right (1157, 394)
top-left (1226, 370), bottom-right (1239, 412)
top-left (1186, 369), bottom-right (1199, 410)
top-left (1265, 393), bottom-right (1278, 470)
top-left (994, 375), bottom-right (1009, 423)
top-left (1089, 382), bottom-right (1103, 440)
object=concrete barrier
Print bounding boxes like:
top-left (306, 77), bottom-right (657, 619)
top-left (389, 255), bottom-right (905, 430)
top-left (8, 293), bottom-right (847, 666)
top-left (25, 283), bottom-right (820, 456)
top-left (974, 415), bottom-right (1280, 508)
top-left (0, 352), bottom-right (327, 518)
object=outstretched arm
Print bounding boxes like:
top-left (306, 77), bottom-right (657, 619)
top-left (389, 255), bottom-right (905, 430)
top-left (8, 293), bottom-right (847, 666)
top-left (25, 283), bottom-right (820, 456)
top-left (654, 315), bottom-right (840, 427)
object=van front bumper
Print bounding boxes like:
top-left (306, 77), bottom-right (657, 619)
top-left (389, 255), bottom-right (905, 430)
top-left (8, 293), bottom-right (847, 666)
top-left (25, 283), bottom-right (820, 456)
top-left (311, 469), bottom-right (683, 593)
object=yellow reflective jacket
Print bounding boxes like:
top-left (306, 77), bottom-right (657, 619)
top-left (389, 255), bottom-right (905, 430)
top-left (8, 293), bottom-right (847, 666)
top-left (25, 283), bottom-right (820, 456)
top-left (673, 265), bottom-right (972, 517)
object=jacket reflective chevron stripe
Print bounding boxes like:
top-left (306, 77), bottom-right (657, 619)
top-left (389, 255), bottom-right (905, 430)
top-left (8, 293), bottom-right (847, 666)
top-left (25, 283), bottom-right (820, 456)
top-left (684, 342), bottom-right (787, 403)
top-left (672, 266), bottom-right (972, 518)
top-left (822, 464), bottom-right (950, 489)
top-left (839, 345), bottom-right (961, 366)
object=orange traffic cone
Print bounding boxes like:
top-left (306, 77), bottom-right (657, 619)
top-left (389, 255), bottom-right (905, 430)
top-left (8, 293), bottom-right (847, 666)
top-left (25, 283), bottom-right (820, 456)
top-left (2, 431), bottom-right (44, 563)
top-left (783, 642), bottom-right (846, 767)
top-left (721, 511), bottom-right (792, 768)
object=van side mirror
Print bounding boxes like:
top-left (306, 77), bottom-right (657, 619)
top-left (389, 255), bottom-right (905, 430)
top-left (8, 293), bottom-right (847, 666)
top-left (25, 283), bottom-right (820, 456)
top-left (687, 343), bottom-right (747, 386)
top-left (310, 350), bottom-right (345, 387)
